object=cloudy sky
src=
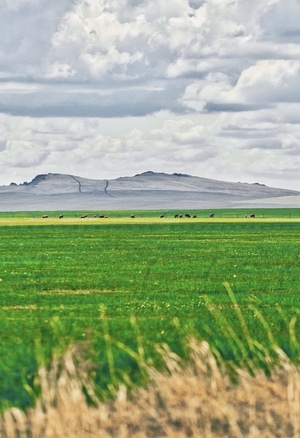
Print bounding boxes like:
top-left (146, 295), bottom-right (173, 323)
top-left (0, 0), bottom-right (300, 190)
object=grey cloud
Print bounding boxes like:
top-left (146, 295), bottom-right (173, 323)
top-left (171, 147), bottom-right (215, 164)
top-left (286, 143), bottom-right (300, 157)
top-left (0, 82), bottom-right (185, 117)
top-left (1, 0), bottom-right (298, 120)
top-left (0, 140), bottom-right (6, 151)
top-left (250, 166), bottom-right (300, 181)
top-left (274, 104), bottom-right (300, 125)
top-left (204, 103), bottom-right (266, 113)
top-left (173, 134), bottom-right (209, 146)
top-left (125, 0), bottom-right (145, 8)
top-left (0, 1), bottom-right (76, 75)
top-left (2, 144), bottom-right (49, 168)
top-left (220, 125), bottom-right (279, 139)
top-left (188, 0), bottom-right (205, 9)
top-left (243, 139), bottom-right (283, 151)
top-left (0, 0), bottom-right (299, 191)
top-left (260, 0), bottom-right (300, 42)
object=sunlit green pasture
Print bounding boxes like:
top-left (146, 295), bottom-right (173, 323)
top-left (0, 209), bottom-right (299, 411)
top-left (0, 207), bottom-right (300, 222)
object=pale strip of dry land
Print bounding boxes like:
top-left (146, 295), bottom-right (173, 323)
top-left (0, 216), bottom-right (300, 227)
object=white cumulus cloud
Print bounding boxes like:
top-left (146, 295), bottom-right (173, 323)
top-left (0, 0), bottom-right (299, 191)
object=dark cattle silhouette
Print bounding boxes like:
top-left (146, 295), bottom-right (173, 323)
top-left (210, 213), bottom-right (215, 218)
top-left (99, 215), bottom-right (105, 218)
top-left (193, 215), bottom-right (197, 218)
top-left (250, 214), bottom-right (256, 218)
top-left (42, 215), bottom-right (48, 219)
top-left (185, 213), bottom-right (191, 218)
top-left (160, 215), bottom-right (165, 218)
top-left (174, 214), bottom-right (178, 218)
top-left (81, 214), bottom-right (87, 219)
top-left (179, 214), bottom-right (183, 218)
top-left (59, 215), bottom-right (64, 219)
top-left (130, 214), bottom-right (135, 218)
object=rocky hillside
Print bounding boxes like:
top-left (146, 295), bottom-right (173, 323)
top-left (0, 171), bottom-right (299, 211)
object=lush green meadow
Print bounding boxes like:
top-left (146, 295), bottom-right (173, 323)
top-left (1, 207), bottom-right (300, 220)
top-left (0, 209), bottom-right (299, 411)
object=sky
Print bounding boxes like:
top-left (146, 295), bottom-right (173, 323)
top-left (0, 0), bottom-right (300, 191)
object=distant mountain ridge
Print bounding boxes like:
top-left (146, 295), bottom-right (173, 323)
top-left (0, 171), bottom-right (299, 211)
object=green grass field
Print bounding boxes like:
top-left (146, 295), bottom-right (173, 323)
top-left (1, 207), bottom-right (300, 221)
top-left (0, 209), bottom-right (299, 411)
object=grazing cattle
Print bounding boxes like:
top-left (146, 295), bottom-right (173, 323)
top-left (179, 214), bottom-right (183, 218)
top-left (193, 215), bottom-right (197, 218)
top-left (99, 215), bottom-right (105, 218)
top-left (160, 215), bottom-right (165, 218)
top-left (250, 214), bottom-right (256, 218)
top-left (174, 214), bottom-right (178, 218)
top-left (42, 215), bottom-right (48, 219)
top-left (185, 213), bottom-right (191, 218)
top-left (210, 213), bottom-right (215, 218)
top-left (81, 214), bottom-right (87, 219)
top-left (130, 214), bottom-right (135, 218)
top-left (59, 215), bottom-right (64, 219)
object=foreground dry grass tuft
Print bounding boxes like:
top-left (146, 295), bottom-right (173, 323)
top-left (1, 340), bottom-right (300, 437)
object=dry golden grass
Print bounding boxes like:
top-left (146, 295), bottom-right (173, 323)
top-left (1, 216), bottom-right (300, 227)
top-left (1, 339), bottom-right (300, 438)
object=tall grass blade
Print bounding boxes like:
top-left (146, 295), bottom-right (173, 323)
top-left (202, 294), bottom-right (249, 368)
top-left (99, 305), bottom-right (116, 389)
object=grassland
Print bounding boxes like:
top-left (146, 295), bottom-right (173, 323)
top-left (0, 208), bottom-right (299, 412)
top-left (1, 207), bottom-right (300, 221)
